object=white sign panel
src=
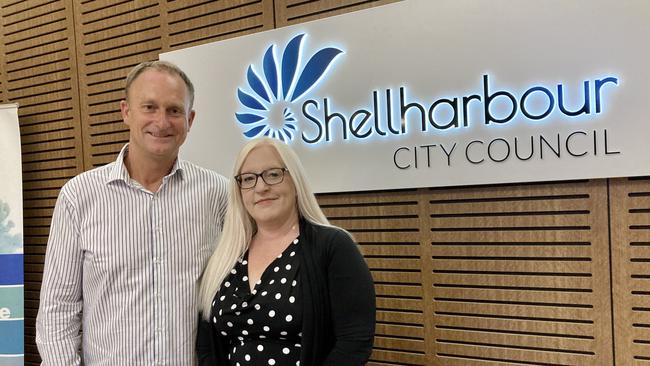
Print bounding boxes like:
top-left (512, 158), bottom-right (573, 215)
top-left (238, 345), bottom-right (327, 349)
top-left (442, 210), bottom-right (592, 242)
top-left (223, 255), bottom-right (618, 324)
top-left (162, 0), bottom-right (650, 193)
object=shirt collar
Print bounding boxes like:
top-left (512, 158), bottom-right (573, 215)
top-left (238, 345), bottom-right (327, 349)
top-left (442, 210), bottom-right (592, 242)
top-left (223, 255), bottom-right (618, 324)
top-left (106, 143), bottom-right (186, 185)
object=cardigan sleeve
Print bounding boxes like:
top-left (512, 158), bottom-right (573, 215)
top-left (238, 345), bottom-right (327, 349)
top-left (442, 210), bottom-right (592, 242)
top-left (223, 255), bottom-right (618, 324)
top-left (197, 317), bottom-right (217, 366)
top-left (323, 230), bottom-right (376, 365)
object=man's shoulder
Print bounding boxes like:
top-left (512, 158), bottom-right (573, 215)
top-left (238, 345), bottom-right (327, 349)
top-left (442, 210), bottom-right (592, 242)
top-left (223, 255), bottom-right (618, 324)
top-left (60, 163), bottom-right (115, 195)
top-left (179, 160), bottom-right (229, 185)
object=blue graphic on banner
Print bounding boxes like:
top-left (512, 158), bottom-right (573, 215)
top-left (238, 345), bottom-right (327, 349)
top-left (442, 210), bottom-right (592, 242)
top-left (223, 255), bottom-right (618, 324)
top-left (0, 320), bottom-right (23, 354)
top-left (0, 255), bottom-right (23, 286)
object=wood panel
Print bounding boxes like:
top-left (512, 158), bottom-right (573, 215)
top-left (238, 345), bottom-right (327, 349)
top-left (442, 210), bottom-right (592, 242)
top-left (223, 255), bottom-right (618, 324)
top-left (319, 180), bottom-right (615, 365)
top-left (425, 180), bottom-right (613, 365)
top-left (275, 0), bottom-right (399, 27)
top-left (0, 0), bottom-right (84, 364)
top-left (612, 177), bottom-right (650, 366)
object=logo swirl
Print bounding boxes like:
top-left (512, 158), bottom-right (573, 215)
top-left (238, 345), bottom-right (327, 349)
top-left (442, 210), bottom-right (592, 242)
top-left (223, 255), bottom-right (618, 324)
top-left (235, 34), bottom-right (343, 142)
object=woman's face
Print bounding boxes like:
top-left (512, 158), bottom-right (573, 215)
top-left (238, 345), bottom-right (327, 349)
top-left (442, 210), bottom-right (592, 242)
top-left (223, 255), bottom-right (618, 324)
top-left (239, 145), bottom-right (298, 228)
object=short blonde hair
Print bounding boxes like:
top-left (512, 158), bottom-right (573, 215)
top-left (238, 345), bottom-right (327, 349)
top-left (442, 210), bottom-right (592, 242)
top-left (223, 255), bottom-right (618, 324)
top-left (199, 138), bottom-right (331, 318)
top-left (125, 60), bottom-right (195, 109)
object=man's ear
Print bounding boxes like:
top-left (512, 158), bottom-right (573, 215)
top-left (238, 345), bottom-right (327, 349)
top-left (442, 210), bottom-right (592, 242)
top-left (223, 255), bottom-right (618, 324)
top-left (120, 100), bottom-right (130, 127)
top-left (187, 110), bottom-right (196, 131)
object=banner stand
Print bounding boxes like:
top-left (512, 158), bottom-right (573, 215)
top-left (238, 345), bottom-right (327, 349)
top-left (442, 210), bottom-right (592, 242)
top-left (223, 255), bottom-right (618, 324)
top-left (0, 103), bottom-right (24, 366)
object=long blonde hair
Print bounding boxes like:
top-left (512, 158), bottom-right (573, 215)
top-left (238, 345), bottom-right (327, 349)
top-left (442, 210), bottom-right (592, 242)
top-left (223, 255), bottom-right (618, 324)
top-left (199, 137), bottom-right (331, 319)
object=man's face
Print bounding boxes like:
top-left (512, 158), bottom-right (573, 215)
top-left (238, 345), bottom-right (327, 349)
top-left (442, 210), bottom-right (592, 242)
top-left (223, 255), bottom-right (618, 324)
top-left (120, 69), bottom-right (195, 163)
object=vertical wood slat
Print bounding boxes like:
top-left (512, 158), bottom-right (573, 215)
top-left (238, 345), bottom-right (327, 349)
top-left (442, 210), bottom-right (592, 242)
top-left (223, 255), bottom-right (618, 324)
top-left (612, 177), bottom-right (650, 366)
top-left (1, 0), bottom-right (84, 364)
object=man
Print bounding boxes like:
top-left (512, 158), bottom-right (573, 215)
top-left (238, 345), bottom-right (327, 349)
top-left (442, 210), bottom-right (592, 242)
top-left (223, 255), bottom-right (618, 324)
top-left (36, 61), bottom-right (228, 365)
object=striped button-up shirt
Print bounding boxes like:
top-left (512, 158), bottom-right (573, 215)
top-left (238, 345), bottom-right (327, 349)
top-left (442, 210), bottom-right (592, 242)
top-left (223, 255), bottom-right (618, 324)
top-left (36, 145), bottom-right (228, 366)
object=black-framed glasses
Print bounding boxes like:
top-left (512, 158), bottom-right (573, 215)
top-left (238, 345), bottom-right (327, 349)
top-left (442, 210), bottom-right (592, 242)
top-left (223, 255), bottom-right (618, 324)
top-left (235, 168), bottom-right (288, 189)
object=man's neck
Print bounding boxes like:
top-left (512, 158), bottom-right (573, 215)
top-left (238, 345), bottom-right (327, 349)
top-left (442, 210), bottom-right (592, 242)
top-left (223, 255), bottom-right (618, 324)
top-left (124, 148), bottom-right (176, 193)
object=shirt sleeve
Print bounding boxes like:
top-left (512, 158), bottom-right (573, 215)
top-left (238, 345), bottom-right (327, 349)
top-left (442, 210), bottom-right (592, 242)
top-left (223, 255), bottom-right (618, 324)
top-left (323, 230), bottom-right (376, 365)
top-left (36, 189), bottom-right (83, 365)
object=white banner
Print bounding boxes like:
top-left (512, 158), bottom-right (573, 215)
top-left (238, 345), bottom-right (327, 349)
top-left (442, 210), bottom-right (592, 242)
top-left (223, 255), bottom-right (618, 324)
top-left (162, 0), bottom-right (650, 193)
top-left (0, 103), bottom-right (24, 366)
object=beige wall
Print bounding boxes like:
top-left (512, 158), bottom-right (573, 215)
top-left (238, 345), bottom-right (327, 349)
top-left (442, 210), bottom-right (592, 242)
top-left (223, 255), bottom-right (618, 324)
top-left (1, 1), bottom-right (648, 365)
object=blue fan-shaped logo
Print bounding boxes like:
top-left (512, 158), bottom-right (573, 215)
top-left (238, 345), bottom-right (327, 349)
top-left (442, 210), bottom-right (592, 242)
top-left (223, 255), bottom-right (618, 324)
top-left (235, 34), bottom-right (343, 142)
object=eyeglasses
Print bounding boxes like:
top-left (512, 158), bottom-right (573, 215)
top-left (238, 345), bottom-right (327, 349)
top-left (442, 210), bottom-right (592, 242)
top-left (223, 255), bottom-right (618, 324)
top-left (235, 168), bottom-right (288, 189)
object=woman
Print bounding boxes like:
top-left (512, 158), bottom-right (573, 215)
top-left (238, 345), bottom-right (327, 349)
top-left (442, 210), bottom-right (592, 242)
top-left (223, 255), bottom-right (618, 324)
top-left (197, 137), bottom-right (376, 365)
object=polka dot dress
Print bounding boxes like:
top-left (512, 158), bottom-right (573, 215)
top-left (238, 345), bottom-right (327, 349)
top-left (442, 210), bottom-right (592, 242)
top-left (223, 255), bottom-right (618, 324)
top-left (212, 238), bottom-right (302, 366)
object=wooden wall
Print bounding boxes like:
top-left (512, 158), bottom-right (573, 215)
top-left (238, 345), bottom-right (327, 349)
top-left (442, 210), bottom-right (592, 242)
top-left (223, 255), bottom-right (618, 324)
top-left (0, 1), bottom-right (646, 365)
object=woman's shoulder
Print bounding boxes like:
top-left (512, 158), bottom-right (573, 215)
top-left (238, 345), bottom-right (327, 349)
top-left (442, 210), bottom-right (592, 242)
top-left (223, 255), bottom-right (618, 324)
top-left (303, 221), bottom-right (355, 249)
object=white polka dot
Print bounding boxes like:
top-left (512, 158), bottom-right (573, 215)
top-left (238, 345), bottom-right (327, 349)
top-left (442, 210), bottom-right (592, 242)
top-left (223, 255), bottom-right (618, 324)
top-left (296, 361), bottom-right (300, 366)
top-left (280, 278), bottom-right (287, 284)
top-left (238, 336), bottom-right (244, 341)
top-left (242, 302), bottom-right (248, 308)
top-left (285, 264), bottom-right (292, 270)
top-left (227, 321), bottom-right (233, 327)
top-left (245, 354), bottom-right (251, 361)
top-left (212, 300), bottom-right (216, 306)
top-left (252, 289), bottom-right (257, 295)
top-left (213, 316), bottom-right (217, 323)
top-left (283, 347), bottom-right (290, 354)
top-left (255, 304), bottom-right (261, 310)
top-left (290, 251), bottom-right (295, 256)
top-left (242, 260), bottom-right (248, 265)
top-left (220, 295), bottom-right (226, 301)
top-left (261, 291), bottom-right (268, 296)
top-left (293, 239), bottom-right (299, 244)
top-left (235, 311), bottom-right (241, 316)
top-left (231, 304), bottom-right (237, 310)
top-left (286, 314), bottom-right (293, 322)
top-left (274, 266), bottom-right (279, 272)
top-left (260, 335), bottom-right (266, 339)
top-left (275, 293), bottom-right (282, 300)
top-left (256, 279), bottom-right (262, 285)
top-left (280, 331), bottom-right (287, 336)
top-left (269, 359), bottom-right (276, 365)
top-left (263, 326), bottom-right (270, 332)
top-left (231, 269), bottom-right (237, 274)
top-left (257, 345), bottom-right (264, 352)
top-left (268, 310), bottom-right (276, 317)
top-left (269, 279), bottom-right (275, 285)
top-left (224, 281), bottom-right (231, 287)
top-left (292, 280), bottom-right (297, 286)
top-left (247, 318), bottom-right (254, 325)
top-left (242, 330), bottom-right (248, 335)
top-left (220, 331), bottom-right (227, 336)
top-left (277, 253), bottom-right (282, 258)
top-left (243, 276), bottom-right (248, 281)
top-left (236, 363), bottom-right (240, 366)
top-left (289, 296), bottom-right (295, 303)
top-left (219, 309), bottom-right (223, 316)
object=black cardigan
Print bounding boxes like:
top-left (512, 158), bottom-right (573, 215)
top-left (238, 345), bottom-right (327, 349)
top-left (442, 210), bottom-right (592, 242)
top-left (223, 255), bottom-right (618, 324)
top-left (197, 219), bottom-right (376, 365)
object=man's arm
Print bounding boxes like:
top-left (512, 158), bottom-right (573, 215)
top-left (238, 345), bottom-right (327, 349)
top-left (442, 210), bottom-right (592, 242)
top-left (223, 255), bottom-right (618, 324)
top-left (36, 190), bottom-right (84, 365)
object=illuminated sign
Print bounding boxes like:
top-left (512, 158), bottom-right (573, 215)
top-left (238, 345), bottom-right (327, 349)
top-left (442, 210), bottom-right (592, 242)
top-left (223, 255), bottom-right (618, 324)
top-left (162, 0), bottom-right (650, 193)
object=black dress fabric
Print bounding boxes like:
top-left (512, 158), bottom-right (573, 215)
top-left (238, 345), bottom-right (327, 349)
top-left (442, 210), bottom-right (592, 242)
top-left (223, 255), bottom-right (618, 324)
top-left (211, 238), bottom-right (302, 366)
